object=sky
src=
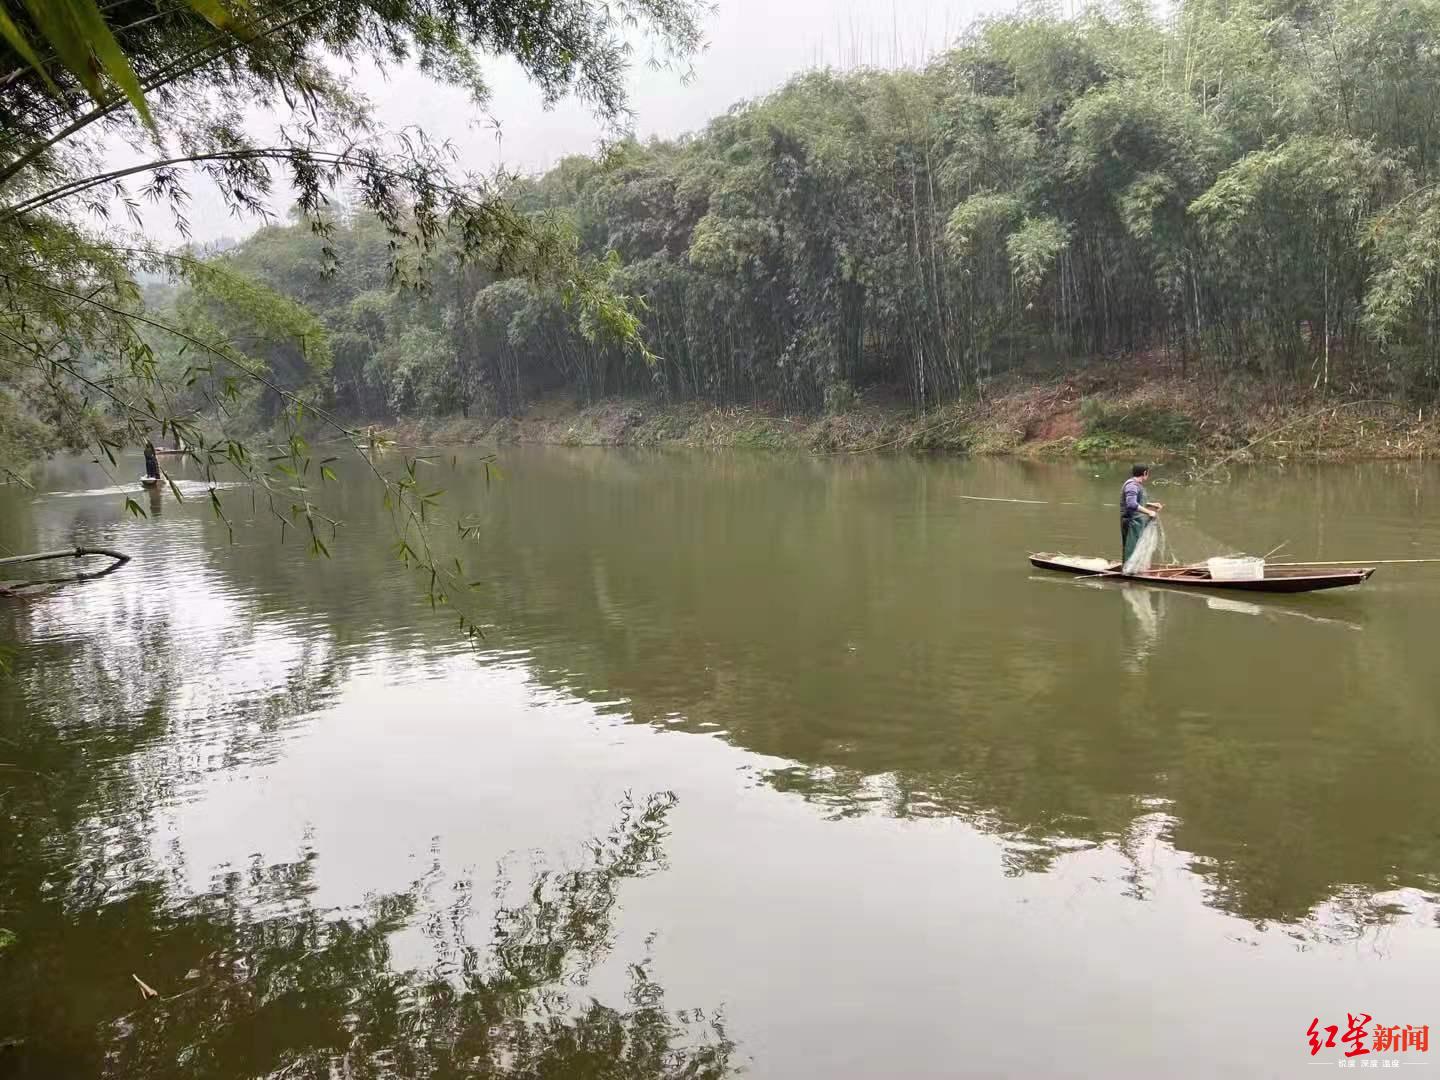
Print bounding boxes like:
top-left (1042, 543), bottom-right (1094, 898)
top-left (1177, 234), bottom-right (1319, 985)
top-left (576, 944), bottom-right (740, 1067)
top-left (144, 0), bottom-right (1015, 245)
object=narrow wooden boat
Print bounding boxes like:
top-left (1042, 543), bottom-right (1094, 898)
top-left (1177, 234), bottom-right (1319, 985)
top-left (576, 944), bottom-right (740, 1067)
top-left (153, 447), bottom-right (188, 455)
top-left (1029, 553), bottom-right (1375, 594)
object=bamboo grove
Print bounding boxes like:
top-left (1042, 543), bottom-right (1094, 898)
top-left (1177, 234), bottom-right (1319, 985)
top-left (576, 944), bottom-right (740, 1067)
top-left (158, 0), bottom-right (1440, 425)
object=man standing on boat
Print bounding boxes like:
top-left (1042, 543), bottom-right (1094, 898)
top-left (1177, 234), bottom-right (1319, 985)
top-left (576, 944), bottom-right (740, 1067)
top-left (1121, 465), bottom-right (1163, 563)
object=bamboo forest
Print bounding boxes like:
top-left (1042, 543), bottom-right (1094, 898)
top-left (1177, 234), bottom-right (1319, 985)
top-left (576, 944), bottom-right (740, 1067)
top-left (145, 0), bottom-right (1440, 431)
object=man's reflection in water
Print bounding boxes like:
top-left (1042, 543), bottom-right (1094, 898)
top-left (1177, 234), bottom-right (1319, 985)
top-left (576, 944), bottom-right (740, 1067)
top-left (1121, 586), bottom-right (1162, 673)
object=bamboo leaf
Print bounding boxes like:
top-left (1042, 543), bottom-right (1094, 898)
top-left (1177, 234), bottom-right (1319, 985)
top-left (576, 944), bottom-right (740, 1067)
top-left (0, 7), bottom-right (57, 95)
top-left (22, 0), bottom-right (156, 128)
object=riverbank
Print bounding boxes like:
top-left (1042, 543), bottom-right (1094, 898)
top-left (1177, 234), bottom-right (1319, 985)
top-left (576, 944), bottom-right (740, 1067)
top-left (378, 368), bottom-right (1440, 464)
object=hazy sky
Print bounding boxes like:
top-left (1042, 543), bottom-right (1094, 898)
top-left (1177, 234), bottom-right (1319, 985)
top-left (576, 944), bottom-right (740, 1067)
top-left (144, 0), bottom-right (1013, 244)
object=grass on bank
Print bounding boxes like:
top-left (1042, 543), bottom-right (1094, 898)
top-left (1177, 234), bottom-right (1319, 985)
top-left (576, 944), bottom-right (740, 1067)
top-left (372, 366), bottom-right (1440, 464)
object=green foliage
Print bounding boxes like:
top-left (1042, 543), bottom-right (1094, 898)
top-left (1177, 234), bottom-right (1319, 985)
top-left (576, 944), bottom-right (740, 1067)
top-left (0, 0), bottom-right (163, 125)
top-left (730, 424), bottom-right (788, 451)
top-left (0, 387), bottom-right (59, 475)
top-left (0, 0), bottom-right (708, 652)
top-left (1073, 430), bottom-right (1138, 455)
top-left (1079, 397), bottom-right (1196, 446)
top-left (1363, 188), bottom-right (1440, 392)
top-left (946, 193), bottom-right (1023, 257)
top-left (1008, 217), bottom-right (1069, 297)
top-left (14, 0), bottom-right (1440, 515)
top-left (0, 0), bottom-right (708, 470)
top-left (823, 380), bottom-right (858, 415)
top-left (382, 326), bottom-right (459, 416)
top-left (184, 259), bottom-right (334, 376)
top-left (187, 0), bottom-right (1440, 420)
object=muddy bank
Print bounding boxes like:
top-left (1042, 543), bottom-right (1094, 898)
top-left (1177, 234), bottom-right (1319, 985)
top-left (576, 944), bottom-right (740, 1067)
top-left (377, 369), bottom-right (1440, 464)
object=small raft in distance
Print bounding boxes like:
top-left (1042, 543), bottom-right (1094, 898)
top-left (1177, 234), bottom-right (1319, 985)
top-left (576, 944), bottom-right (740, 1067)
top-left (1029, 553), bottom-right (1375, 594)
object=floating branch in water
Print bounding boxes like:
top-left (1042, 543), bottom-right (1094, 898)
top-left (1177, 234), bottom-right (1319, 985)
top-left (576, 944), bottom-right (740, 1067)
top-left (0, 547), bottom-right (131, 596)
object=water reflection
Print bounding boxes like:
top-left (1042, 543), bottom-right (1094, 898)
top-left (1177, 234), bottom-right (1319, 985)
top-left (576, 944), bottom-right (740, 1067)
top-left (1089, 576), bottom-right (1367, 633)
top-left (4, 784), bottom-right (731, 1079)
top-left (424, 448), bottom-right (1438, 928)
top-left (108, 795), bottom-right (729, 1080)
top-left (4, 446), bottom-right (1440, 1057)
top-left (1120, 586), bottom-right (1163, 671)
top-left (2, 465), bottom-right (736, 1076)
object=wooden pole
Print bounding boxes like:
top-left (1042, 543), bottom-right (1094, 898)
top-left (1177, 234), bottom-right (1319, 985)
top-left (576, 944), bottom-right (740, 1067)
top-left (0, 547), bottom-right (130, 567)
top-left (0, 548), bottom-right (131, 595)
top-left (1269, 559), bottom-right (1440, 566)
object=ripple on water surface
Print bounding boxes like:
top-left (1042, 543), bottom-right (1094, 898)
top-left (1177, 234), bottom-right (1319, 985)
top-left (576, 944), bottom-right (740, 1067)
top-left (4, 449), bottom-right (1440, 1078)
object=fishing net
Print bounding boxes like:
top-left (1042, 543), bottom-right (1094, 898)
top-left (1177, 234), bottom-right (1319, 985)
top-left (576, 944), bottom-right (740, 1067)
top-left (1123, 519), bottom-right (1166, 575)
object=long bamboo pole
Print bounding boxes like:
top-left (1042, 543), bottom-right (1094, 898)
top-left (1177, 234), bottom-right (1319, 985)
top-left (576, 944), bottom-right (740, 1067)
top-left (0, 548), bottom-right (131, 594)
top-left (0, 547), bottom-right (129, 567)
top-left (1269, 559), bottom-right (1440, 566)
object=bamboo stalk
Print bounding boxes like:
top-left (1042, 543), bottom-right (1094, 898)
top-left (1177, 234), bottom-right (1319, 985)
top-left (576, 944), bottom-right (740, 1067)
top-left (1269, 559), bottom-right (1440, 566)
top-left (955, 494), bottom-right (1048, 505)
top-left (0, 547), bottom-right (129, 567)
top-left (0, 548), bottom-right (131, 595)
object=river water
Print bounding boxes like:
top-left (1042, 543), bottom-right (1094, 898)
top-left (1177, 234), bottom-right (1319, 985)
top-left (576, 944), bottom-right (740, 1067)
top-left (2, 447), bottom-right (1438, 1078)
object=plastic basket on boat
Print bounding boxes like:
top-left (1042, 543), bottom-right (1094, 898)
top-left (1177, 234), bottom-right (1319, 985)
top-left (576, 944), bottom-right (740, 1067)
top-left (1207, 556), bottom-right (1265, 581)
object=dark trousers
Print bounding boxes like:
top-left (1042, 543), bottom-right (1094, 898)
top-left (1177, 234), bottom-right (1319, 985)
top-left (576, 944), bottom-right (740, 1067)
top-left (1121, 515), bottom-right (1148, 562)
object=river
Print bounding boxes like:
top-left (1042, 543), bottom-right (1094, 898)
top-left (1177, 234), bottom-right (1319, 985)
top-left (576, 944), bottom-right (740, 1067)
top-left (2, 447), bottom-right (1438, 1077)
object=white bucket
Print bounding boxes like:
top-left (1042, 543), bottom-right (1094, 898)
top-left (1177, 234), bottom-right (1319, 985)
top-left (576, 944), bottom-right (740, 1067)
top-left (1207, 556), bottom-right (1265, 581)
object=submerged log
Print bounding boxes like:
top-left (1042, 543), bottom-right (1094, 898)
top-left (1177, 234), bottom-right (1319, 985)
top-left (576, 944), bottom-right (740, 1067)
top-left (0, 547), bottom-right (131, 596)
